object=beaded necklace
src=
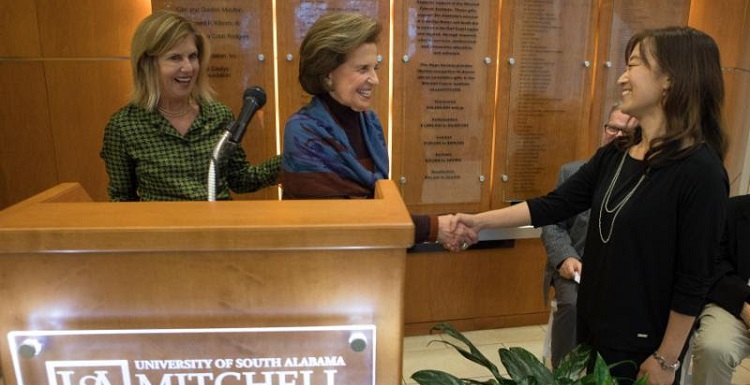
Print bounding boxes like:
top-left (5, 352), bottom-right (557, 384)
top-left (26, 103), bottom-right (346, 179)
top-left (158, 105), bottom-right (190, 118)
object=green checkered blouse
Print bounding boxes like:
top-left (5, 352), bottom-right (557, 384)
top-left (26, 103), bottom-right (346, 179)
top-left (100, 100), bottom-right (280, 201)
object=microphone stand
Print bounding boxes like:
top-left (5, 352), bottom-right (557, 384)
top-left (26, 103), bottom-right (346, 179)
top-left (207, 122), bottom-right (235, 202)
top-left (206, 87), bottom-right (265, 201)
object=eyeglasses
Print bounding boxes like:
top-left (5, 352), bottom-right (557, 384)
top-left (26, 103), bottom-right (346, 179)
top-left (603, 124), bottom-right (628, 135)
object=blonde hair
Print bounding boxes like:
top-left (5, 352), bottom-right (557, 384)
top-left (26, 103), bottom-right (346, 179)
top-left (130, 10), bottom-right (214, 110)
top-left (299, 12), bottom-right (381, 95)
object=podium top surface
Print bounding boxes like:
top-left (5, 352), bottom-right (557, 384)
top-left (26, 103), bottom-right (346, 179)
top-left (0, 181), bottom-right (414, 253)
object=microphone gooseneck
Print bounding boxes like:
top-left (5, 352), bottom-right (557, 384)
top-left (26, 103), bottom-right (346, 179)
top-left (208, 87), bottom-right (266, 201)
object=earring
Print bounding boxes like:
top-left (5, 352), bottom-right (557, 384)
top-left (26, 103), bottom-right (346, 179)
top-left (325, 77), bottom-right (333, 89)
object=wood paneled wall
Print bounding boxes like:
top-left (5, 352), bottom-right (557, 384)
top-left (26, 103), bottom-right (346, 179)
top-left (1, 1), bottom-right (748, 208)
top-left (0, 0), bottom-right (150, 206)
top-left (405, 241), bottom-right (549, 335)
top-left (689, 0), bottom-right (750, 194)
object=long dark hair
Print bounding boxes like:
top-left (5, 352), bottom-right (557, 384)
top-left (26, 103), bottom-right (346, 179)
top-left (622, 27), bottom-right (727, 168)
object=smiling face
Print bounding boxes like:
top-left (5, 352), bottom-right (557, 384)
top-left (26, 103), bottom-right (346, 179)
top-left (157, 35), bottom-right (199, 104)
top-left (617, 41), bottom-right (670, 121)
top-left (327, 43), bottom-right (379, 111)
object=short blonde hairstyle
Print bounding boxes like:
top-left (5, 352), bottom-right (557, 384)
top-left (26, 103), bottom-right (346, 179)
top-left (130, 10), bottom-right (214, 110)
top-left (299, 12), bottom-right (381, 95)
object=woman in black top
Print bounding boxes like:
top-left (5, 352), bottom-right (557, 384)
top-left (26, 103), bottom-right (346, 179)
top-left (452, 27), bottom-right (728, 385)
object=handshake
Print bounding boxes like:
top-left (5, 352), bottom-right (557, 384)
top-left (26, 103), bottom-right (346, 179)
top-left (436, 213), bottom-right (480, 252)
top-left (432, 201), bottom-right (528, 251)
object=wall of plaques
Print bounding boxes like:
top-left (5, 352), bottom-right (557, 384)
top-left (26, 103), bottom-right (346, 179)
top-left (392, 1), bottom-right (498, 212)
top-left (117, 0), bottom-right (698, 210)
top-left (499, 0), bottom-right (596, 202)
top-left (1, 0), bottom-right (747, 211)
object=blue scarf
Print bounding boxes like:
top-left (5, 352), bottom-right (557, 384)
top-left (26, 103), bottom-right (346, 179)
top-left (282, 96), bottom-right (389, 198)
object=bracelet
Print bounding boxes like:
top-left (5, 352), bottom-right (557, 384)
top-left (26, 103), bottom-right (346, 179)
top-left (652, 351), bottom-right (680, 372)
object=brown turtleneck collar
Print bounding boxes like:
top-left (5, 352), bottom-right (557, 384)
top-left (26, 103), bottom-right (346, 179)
top-left (319, 93), bottom-right (368, 160)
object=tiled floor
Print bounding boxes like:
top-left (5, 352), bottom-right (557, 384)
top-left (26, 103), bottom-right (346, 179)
top-left (402, 324), bottom-right (750, 385)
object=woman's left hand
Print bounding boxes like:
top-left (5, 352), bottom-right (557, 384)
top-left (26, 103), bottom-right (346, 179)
top-left (637, 355), bottom-right (676, 385)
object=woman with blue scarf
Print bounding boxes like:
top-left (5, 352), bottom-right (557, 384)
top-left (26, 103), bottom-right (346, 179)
top-left (282, 12), bottom-right (474, 248)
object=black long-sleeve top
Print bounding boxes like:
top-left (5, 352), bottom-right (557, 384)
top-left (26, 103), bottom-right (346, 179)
top-left (706, 194), bottom-right (750, 318)
top-left (527, 142), bottom-right (728, 352)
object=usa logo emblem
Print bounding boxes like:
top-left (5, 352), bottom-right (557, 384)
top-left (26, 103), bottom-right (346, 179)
top-left (45, 360), bottom-right (130, 385)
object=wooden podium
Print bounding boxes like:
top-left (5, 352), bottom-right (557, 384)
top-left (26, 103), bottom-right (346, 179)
top-left (0, 181), bottom-right (413, 385)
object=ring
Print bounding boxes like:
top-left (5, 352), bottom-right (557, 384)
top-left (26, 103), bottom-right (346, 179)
top-left (460, 242), bottom-right (469, 251)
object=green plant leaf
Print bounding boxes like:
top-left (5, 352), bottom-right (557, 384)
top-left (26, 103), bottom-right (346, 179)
top-left (411, 370), bottom-right (507, 385)
top-left (462, 379), bottom-right (504, 385)
top-left (499, 347), bottom-right (554, 384)
top-left (607, 358), bottom-right (642, 385)
top-left (416, 323), bottom-right (639, 385)
top-left (554, 344), bottom-right (591, 380)
top-left (411, 370), bottom-right (465, 385)
top-left (430, 323), bottom-right (505, 380)
top-left (411, 369), bottom-right (467, 385)
top-left (579, 354), bottom-right (615, 385)
top-left (555, 378), bottom-right (581, 385)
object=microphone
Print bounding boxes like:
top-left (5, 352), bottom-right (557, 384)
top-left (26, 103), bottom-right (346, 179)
top-left (228, 86), bottom-right (266, 144)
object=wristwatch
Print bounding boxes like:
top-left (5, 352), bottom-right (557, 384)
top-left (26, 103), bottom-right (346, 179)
top-left (652, 351), bottom-right (680, 372)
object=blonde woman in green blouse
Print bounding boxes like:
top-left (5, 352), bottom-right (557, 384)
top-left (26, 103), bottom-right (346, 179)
top-left (101, 10), bottom-right (279, 201)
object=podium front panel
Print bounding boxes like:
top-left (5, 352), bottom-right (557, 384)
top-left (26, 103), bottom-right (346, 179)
top-left (0, 248), bottom-right (405, 385)
top-left (9, 326), bottom-right (375, 385)
top-left (0, 182), bottom-right (412, 385)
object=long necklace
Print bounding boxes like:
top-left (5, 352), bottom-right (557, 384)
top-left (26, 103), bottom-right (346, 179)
top-left (157, 105), bottom-right (190, 118)
top-left (598, 151), bottom-right (647, 244)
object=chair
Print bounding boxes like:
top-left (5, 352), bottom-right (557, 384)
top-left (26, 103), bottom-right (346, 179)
top-left (679, 330), bottom-right (695, 385)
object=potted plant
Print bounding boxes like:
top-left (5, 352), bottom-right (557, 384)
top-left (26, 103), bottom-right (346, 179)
top-left (411, 323), bottom-right (648, 385)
